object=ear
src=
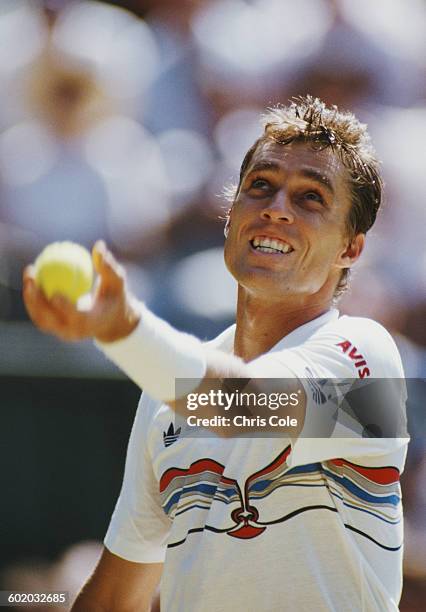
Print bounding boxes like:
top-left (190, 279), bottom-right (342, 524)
top-left (336, 233), bottom-right (365, 269)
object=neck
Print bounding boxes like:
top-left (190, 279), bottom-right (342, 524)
top-left (234, 287), bottom-right (333, 361)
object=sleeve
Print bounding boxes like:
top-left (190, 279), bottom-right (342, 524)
top-left (248, 317), bottom-right (409, 468)
top-left (104, 393), bottom-right (172, 563)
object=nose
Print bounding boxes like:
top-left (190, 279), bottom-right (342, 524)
top-left (260, 189), bottom-right (294, 223)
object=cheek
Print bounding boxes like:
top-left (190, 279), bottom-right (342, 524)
top-left (304, 226), bottom-right (346, 266)
top-left (223, 229), bottom-right (240, 272)
top-left (223, 240), bottom-right (232, 268)
top-left (224, 206), bottom-right (247, 250)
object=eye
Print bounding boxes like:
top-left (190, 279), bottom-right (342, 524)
top-left (304, 191), bottom-right (323, 202)
top-left (303, 191), bottom-right (324, 203)
top-left (250, 178), bottom-right (271, 190)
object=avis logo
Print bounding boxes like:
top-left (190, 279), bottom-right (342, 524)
top-left (336, 340), bottom-right (370, 379)
top-left (163, 423), bottom-right (181, 447)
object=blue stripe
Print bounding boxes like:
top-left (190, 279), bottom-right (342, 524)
top-left (249, 463), bottom-right (399, 507)
top-left (163, 483), bottom-right (219, 514)
top-left (323, 468), bottom-right (400, 507)
top-left (250, 463), bottom-right (322, 494)
top-left (330, 490), bottom-right (401, 525)
top-left (215, 487), bottom-right (240, 499)
top-left (285, 462), bottom-right (322, 475)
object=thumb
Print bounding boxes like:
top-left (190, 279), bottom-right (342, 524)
top-left (92, 240), bottom-right (126, 295)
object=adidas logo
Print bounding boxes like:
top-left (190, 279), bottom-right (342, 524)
top-left (163, 422), bottom-right (181, 447)
top-left (305, 367), bottom-right (328, 405)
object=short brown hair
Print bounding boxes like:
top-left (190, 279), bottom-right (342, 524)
top-left (226, 95), bottom-right (383, 298)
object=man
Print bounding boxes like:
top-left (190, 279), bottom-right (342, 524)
top-left (23, 97), bottom-right (407, 611)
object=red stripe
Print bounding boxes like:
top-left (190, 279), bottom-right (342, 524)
top-left (160, 459), bottom-right (225, 492)
top-left (220, 476), bottom-right (238, 486)
top-left (329, 459), bottom-right (400, 484)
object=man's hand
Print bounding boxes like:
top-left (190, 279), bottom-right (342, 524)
top-left (23, 241), bottom-right (141, 343)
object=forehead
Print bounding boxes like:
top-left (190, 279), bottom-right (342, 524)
top-left (247, 139), bottom-right (347, 187)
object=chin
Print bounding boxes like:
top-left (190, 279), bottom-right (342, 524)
top-left (234, 266), bottom-right (294, 295)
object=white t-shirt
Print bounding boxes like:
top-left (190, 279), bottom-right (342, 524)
top-left (102, 310), bottom-right (408, 612)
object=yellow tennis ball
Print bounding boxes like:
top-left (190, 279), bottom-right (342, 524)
top-left (34, 241), bottom-right (94, 304)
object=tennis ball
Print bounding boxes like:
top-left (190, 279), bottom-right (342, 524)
top-left (34, 241), bottom-right (94, 304)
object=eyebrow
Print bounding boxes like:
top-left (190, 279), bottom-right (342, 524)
top-left (247, 161), bottom-right (280, 174)
top-left (299, 168), bottom-right (335, 195)
top-left (246, 162), bottom-right (335, 195)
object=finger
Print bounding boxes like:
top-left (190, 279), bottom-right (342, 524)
top-left (23, 264), bottom-right (35, 283)
top-left (23, 265), bottom-right (94, 339)
top-left (51, 294), bottom-right (93, 338)
top-left (93, 241), bottom-right (126, 295)
top-left (54, 326), bottom-right (89, 342)
top-left (23, 276), bottom-right (66, 333)
top-left (22, 274), bottom-right (46, 316)
top-left (92, 240), bottom-right (106, 275)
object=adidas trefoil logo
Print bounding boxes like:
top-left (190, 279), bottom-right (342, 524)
top-left (163, 422), bottom-right (181, 447)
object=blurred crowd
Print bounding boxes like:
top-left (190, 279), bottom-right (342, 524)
top-left (0, 0), bottom-right (425, 608)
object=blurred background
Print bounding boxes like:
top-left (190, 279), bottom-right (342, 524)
top-left (0, 0), bottom-right (425, 609)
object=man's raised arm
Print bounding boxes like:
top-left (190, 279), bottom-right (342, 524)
top-left (23, 241), bottom-right (307, 436)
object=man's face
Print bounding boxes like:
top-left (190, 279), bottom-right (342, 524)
top-left (224, 139), bottom-right (357, 299)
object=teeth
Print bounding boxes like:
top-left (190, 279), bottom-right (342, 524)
top-left (252, 236), bottom-right (292, 254)
top-left (258, 246), bottom-right (277, 253)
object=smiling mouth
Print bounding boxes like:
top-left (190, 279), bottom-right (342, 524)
top-left (250, 236), bottom-right (294, 255)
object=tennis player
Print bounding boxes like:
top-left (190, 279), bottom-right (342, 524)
top-left (23, 97), bottom-right (408, 611)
